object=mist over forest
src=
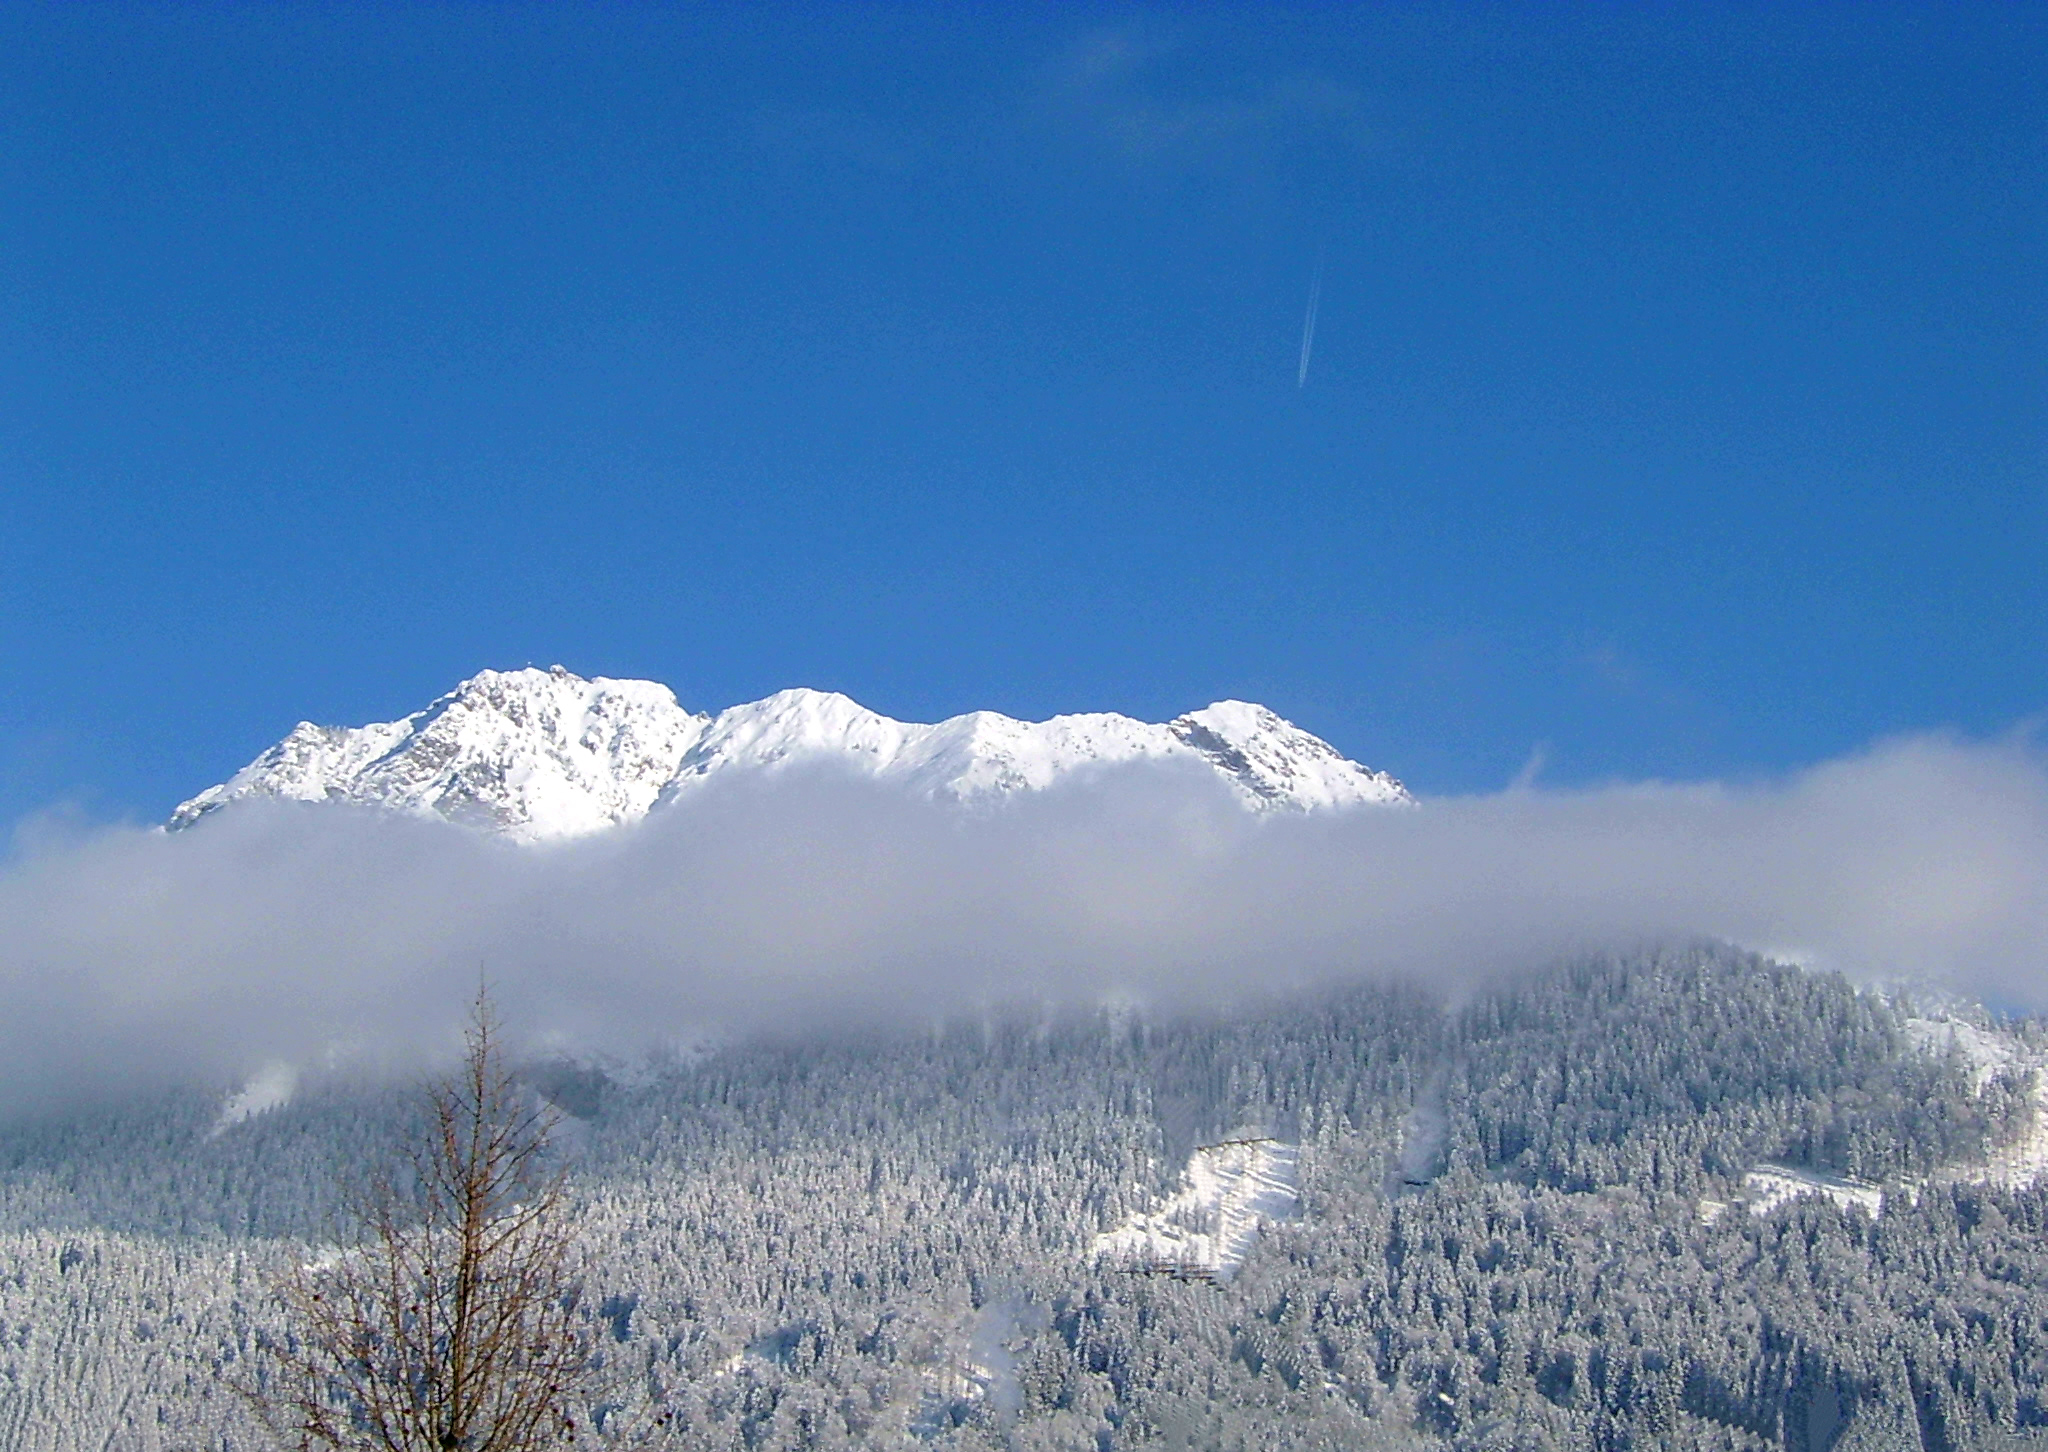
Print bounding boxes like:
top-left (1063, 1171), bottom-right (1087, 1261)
top-left (1, 728), bottom-right (2044, 1112)
top-left (3, 731), bottom-right (2047, 1446)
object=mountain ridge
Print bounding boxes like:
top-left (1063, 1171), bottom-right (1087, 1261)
top-left (170, 666), bottom-right (1412, 842)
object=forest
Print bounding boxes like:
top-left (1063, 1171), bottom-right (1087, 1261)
top-left (3, 943), bottom-right (2046, 1451)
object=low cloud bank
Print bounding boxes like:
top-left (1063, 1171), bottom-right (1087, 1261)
top-left (1, 731), bottom-right (2044, 1108)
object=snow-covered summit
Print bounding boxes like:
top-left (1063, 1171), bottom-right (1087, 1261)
top-left (1168, 700), bottom-right (1404, 812)
top-left (171, 667), bottom-right (1411, 842)
top-left (169, 667), bottom-right (708, 843)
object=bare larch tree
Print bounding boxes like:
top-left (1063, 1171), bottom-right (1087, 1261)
top-left (262, 990), bottom-right (592, 1450)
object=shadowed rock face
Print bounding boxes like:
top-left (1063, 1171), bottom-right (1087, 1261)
top-left (171, 667), bottom-right (1413, 842)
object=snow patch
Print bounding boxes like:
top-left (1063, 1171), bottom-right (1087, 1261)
top-left (1899, 1012), bottom-right (2048, 1193)
top-left (1903, 1014), bottom-right (2020, 1094)
top-left (1741, 1163), bottom-right (1884, 1219)
top-left (1092, 1139), bottom-right (1299, 1281)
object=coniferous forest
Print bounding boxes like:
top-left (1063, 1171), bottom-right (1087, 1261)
top-left (5, 944), bottom-right (2048, 1450)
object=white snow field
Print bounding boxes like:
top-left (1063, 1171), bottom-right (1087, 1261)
top-left (1092, 1138), bottom-right (1301, 1282)
top-left (1741, 1163), bottom-right (1886, 1218)
top-left (170, 666), bottom-right (1412, 841)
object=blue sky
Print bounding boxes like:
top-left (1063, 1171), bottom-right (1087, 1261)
top-left (2, 3), bottom-right (2043, 824)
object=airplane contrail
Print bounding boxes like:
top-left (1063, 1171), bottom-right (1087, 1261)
top-left (1297, 254), bottom-right (1323, 388)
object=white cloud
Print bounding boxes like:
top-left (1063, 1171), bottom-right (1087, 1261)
top-left (0, 731), bottom-right (2043, 1110)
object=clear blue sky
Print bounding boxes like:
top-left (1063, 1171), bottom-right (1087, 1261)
top-left (2, 4), bottom-right (2043, 823)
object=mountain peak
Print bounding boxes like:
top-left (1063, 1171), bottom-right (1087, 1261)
top-left (171, 668), bottom-right (708, 841)
top-left (1169, 700), bottom-right (1407, 811)
top-left (171, 669), bottom-right (1413, 840)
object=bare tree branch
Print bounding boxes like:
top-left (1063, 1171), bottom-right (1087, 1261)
top-left (253, 987), bottom-right (594, 1451)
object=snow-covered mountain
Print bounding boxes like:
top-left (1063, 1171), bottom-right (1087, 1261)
top-left (169, 668), bottom-right (705, 841)
top-left (170, 666), bottom-right (1411, 842)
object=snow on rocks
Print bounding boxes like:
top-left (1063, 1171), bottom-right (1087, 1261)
top-left (170, 666), bottom-right (707, 842)
top-left (1092, 1139), bottom-right (1300, 1282)
top-left (1168, 700), bottom-right (1407, 812)
top-left (171, 667), bottom-right (1412, 842)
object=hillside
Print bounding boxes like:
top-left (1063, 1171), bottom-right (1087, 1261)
top-left (3, 947), bottom-right (2046, 1450)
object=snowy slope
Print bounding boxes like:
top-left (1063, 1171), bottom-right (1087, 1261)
top-left (1740, 1163), bottom-right (1885, 1218)
top-left (169, 667), bottom-right (709, 843)
top-left (656, 689), bottom-right (1409, 810)
top-left (1092, 1139), bottom-right (1301, 1281)
top-left (1169, 700), bottom-right (1402, 812)
top-left (663, 691), bottom-right (1184, 801)
top-left (1906, 1014), bottom-right (2048, 1192)
top-left (171, 667), bottom-right (1412, 842)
